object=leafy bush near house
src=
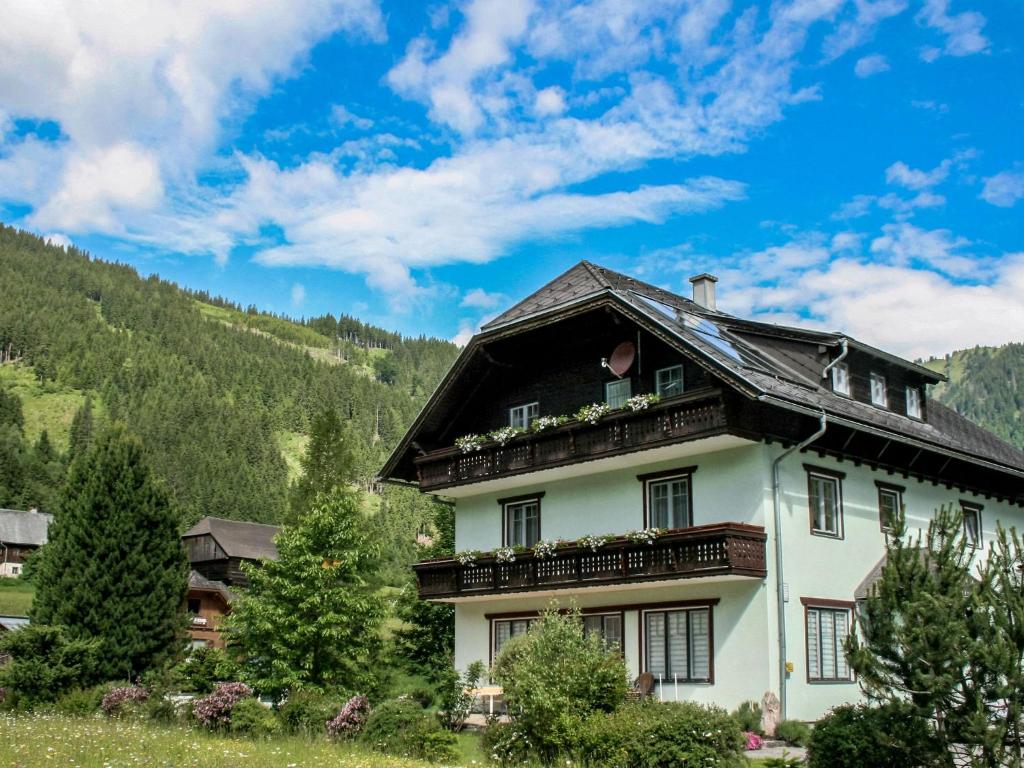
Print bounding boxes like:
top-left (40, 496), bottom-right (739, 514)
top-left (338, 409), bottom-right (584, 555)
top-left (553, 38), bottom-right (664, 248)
top-left (0, 624), bottom-right (100, 706)
top-left (481, 719), bottom-right (533, 766)
top-left (492, 607), bottom-right (630, 762)
top-left (575, 701), bottom-right (747, 768)
top-left (52, 683), bottom-right (115, 716)
top-left (807, 703), bottom-right (944, 768)
top-left (191, 682), bottom-right (254, 730)
top-left (100, 685), bottom-right (149, 716)
top-left (278, 688), bottom-right (345, 736)
top-left (731, 699), bottom-right (763, 735)
top-left (436, 660), bottom-right (485, 732)
top-left (173, 647), bottom-right (240, 694)
top-left (326, 695), bottom-right (371, 739)
top-left (228, 697), bottom-right (282, 738)
top-left (359, 699), bottom-right (458, 763)
top-left (775, 719), bottom-right (812, 747)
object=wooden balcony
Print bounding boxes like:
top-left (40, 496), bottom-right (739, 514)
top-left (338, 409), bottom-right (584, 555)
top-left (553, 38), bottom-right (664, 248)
top-left (414, 523), bottom-right (767, 600)
top-left (414, 390), bottom-right (729, 492)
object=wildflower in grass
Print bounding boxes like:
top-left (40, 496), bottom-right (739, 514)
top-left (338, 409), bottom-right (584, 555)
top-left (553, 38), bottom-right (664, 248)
top-left (326, 695), bottom-right (370, 739)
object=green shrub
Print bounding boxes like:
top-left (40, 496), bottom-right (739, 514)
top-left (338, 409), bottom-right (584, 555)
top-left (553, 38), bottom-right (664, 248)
top-left (760, 753), bottom-right (803, 768)
top-left (278, 689), bottom-right (344, 736)
top-left (576, 701), bottom-right (746, 768)
top-left (481, 720), bottom-right (533, 766)
top-left (173, 647), bottom-right (240, 694)
top-left (731, 699), bottom-right (763, 735)
top-left (775, 719), bottom-right (812, 747)
top-left (229, 697), bottom-right (282, 738)
top-left (807, 703), bottom-right (942, 768)
top-left (53, 683), bottom-right (114, 716)
top-left (359, 699), bottom-right (459, 763)
top-left (407, 686), bottom-right (435, 709)
top-left (436, 660), bottom-right (484, 732)
top-left (0, 624), bottom-right (100, 706)
top-left (493, 608), bottom-right (629, 762)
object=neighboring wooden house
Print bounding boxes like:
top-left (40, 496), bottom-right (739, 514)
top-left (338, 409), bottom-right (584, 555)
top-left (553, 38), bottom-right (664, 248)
top-left (181, 517), bottom-right (279, 649)
top-left (381, 261), bottom-right (1024, 723)
top-left (0, 508), bottom-right (52, 578)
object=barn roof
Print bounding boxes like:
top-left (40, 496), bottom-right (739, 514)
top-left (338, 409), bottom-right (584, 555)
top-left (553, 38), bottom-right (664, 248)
top-left (181, 517), bottom-right (279, 561)
top-left (0, 509), bottom-right (53, 547)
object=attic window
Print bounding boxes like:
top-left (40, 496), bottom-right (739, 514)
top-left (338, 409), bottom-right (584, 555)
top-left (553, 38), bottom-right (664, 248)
top-left (509, 402), bottom-right (539, 429)
top-left (831, 363), bottom-right (850, 397)
top-left (655, 365), bottom-right (683, 397)
top-left (605, 379), bottom-right (632, 408)
top-left (870, 373), bottom-right (888, 408)
top-left (906, 387), bottom-right (922, 419)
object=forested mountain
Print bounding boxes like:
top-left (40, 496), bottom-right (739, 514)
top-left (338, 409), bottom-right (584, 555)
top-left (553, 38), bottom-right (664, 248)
top-left (923, 344), bottom-right (1024, 451)
top-left (0, 225), bottom-right (458, 525)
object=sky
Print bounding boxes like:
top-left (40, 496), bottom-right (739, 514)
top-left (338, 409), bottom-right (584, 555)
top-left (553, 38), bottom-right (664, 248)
top-left (0, 0), bottom-right (1022, 359)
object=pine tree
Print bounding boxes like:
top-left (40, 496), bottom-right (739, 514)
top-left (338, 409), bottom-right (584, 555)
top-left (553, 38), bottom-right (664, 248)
top-left (287, 408), bottom-right (357, 522)
top-left (68, 397), bottom-right (95, 463)
top-left (227, 487), bottom-right (385, 697)
top-left (32, 427), bottom-right (188, 680)
top-left (0, 389), bottom-right (24, 431)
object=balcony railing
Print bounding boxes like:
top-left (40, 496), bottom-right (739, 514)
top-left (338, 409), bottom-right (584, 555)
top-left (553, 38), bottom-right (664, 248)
top-left (414, 523), bottom-right (767, 600)
top-left (414, 390), bottom-right (728, 491)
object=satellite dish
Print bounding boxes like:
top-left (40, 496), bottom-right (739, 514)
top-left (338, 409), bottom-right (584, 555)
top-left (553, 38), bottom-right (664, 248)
top-left (607, 341), bottom-right (636, 377)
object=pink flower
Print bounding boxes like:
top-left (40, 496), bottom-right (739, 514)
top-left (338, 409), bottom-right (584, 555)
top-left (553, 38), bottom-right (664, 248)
top-left (327, 695), bottom-right (370, 738)
top-left (745, 731), bottom-right (764, 751)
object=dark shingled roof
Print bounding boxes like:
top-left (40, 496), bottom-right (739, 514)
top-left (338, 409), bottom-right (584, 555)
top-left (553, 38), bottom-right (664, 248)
top-left (188, 570), bottom-right (234, 602)
top-left (0, 509), bottom-right (53, 547)
top-left (181, 517), bottom-right (279, 561)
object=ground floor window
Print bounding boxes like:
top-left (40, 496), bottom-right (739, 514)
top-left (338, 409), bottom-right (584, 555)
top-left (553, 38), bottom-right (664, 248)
top-left (583, 613), bottom-right (623, 651)
top-left (643, 607), bottom-right (712, 683)
top-left (492, 618), bottom-right (535, 660)
top-left (805, 604), bottom-right (852, 682)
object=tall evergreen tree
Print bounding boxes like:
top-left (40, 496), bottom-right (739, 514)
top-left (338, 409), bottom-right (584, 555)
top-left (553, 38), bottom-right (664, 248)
top-left (32, 427), bottom-right (188, 680)
top-left (68, 396), bottom-right (95, 463)
top-left (287, 408), bottom-right (357, 521)
top-left (227, 487), bottom-right (385, 697)
top-left (0, 388), bottom-right (24, 431)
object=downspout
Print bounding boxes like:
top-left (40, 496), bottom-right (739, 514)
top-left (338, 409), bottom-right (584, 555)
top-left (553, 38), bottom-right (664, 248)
top-left (821, 337), bottom-right (849, 382)
top-left (770, 409), bottom-right (827, 721)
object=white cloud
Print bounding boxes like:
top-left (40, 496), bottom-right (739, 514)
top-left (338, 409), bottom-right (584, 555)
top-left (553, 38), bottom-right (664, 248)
top-left (452, 320), bottom-right (477, 347)
top-left (916, 0), bottom-right (989, 61)
top-left (43, 232), bottom-right (72, 249)
top-left (331, 105), bottom-right (374, 130)
top-left (854, 53), bottom-right (890, 77)
top-left (534, 86), bottom-right (566, 117)
top-left (833, 194), bottom-right (876, 220)
top-left (821, 0), bottom-right (907, 61)
top-left (869, 222), bottom-right (976, 277)
top-left (980, 170), bottom-right (1024, 208)
top-left (884, 159), bottom-right (950, 190)
top-left (910, 99), bottom-right (948, 114)
top-left (291, 283), bottom-right (306, 307)
top-left (461, 288), bottom-right (505, 309)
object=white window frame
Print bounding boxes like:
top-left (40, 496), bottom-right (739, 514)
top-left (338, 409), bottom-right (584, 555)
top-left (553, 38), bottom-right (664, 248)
top-left (831, 362), bottom-right (851, 397)
top-left (643, 606), bottom-right (712, 683)
top-left (906, 386), bottom-right (922, 419)
top-left (876, 483), bottom-right (903, 534)
top-left (492, 617), bottom-right (536, 661)
top-left (509, 401), bottom-right (539, 429)
top-left (503, 498), bottom-right (540, 548)
top-left (655, 365), bottom-right (684, 398)
top-left (807, 467), bottom-right (844, 538)
top-left (961, 502), bottom-right (982, 549)
top-left (805, 604), bottom-right (853, 682)
top-left (870, 373), bottom-right (888, 408)
top-left (605, 378), bottom-right (632, 408)
top-left (645, 474), bottom-right (693, 530)
top-left (582, 613), bottom-right (624, 652)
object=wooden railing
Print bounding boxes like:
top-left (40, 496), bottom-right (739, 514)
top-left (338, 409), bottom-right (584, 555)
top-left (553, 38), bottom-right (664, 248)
top-left (414, 390), bottom-right (728, 491)
top-left (414, 523), bottom-right (767, 599)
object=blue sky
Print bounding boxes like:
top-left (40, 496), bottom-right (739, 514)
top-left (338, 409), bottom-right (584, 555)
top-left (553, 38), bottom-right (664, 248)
top-left (0, 0), bottom-right (1021, 358)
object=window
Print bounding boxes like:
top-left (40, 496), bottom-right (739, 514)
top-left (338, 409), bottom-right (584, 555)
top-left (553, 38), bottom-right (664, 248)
top-left (906, 387), bottom-right (922, 419)
top-left (805, 604), bottom-right (852, 682)
top-left (503, 498), bottom-right (541, 548)
top-left (187, 598), bottom-right (202, 614)
top-left (875, 482), bottom-right (904, 534)
top-left (605, 378), bottom-right (632, 408)
top-left (831, 363), bottom-right (850, 397)
top-left (509, 402), bottom-right (539, 429)
top-left (655, 365), bottom-right (684, 397)
top-left (11, 565), bottom-right (20, 576)
top-left (583, 614), bottom-right (623, 651)
top-left (493, 618), bottom-right (535, 658)
top-left (647, 475), bottom-right (692, 530)
top-left (806, 465), bottom-right (844, 538)
top-left (644, 607), bottom-right (712, 683)
top-left (188, 639), bottom-right (209, 650)
top-left (870, 373), bottom-right (888, 407)
top-left (961, 502), bottom-right (982, 548)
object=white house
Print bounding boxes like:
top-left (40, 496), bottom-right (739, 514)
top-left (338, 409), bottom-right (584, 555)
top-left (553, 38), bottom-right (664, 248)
top-left (381, 261), bottom-right (1024, 722)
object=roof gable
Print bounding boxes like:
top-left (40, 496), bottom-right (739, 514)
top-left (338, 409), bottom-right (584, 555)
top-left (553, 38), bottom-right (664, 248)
top-left (182, 517), bottom-right (279, 561)
top-left (0, 509), bottom-right (52, 547)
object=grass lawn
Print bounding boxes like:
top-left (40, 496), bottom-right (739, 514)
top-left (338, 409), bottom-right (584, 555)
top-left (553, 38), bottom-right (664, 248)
top-left (0, 362), bottom-right (96, 452)
top-left (0, 578), bottom-right (34, 616)
top-left (0, 714), bottom-right (438, 768)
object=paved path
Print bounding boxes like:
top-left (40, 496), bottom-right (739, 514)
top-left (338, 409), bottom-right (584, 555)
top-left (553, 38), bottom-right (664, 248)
top-left (749, 745), bottom-right (807, 762)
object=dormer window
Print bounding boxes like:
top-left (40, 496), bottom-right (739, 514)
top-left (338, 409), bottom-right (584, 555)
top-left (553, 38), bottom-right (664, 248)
top-left (831, 363), bottom-right (850, 397)
top-left (870, 373), bottom-right (888, 408)
top-left (906, 387), bottom-right (922, 419)
top-left (509, 402), bottom-right (539, 429)
top-left (605, 378), bottom-right (632, 408)
top-left (655, 365), bottom-right (684, 397)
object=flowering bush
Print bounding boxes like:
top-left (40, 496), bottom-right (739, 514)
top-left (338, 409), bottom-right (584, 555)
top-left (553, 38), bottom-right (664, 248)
top-left (455, 434), bottom-right (485, 453)
top-left (100, 685), bottom-right (149, 716)
top-left (494, 546), bottom-right (517, 563)
top-left (530, 415), bottom-right (568, 432)
top-left (488, 426), bottom-right (525, 446)
top-left (532, 539), bottom-right (560, 559)
top-left (575, 403), bottom-right (611, 424)
top-left (745, 731), bottom-right (764, 750)
top-left (326, 694), bottom-right (370, 739)
top-left (578, 534), bottom-right (611, 552)
top-left (625, 528), bottom-right (662, 545)
top-left (455, 550), bottom-right (480, 566)
top-left (192, 682), bottom-right (253, 729)
top-left (624, 393), bottom-right (660, 411)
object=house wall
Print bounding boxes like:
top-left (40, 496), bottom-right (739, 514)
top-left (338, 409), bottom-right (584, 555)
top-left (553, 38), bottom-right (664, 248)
top-left (185, 591), bottom-right (229, 649)
top-left (454, 443), bottom-right (769, 551)
top-left (0, 544), bottom-right (37, 578)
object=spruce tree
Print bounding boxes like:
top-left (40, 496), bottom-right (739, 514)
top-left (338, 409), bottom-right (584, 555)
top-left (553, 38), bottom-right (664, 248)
top-left (32, 427), bottom-right (188, 681)
top-left (287, 408), bottom-right (356, 522)
top-left (68, 397), bottom-right (95, 463)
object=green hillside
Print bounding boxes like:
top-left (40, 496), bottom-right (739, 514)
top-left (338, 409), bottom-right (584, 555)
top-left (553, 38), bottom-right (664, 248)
top-left (922, 343), bottom-right (1024, 450)
top-left (0, 224), bottom-right (458, 525)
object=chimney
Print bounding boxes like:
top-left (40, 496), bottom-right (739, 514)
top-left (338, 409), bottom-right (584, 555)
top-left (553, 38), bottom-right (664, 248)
top-left (688, 273), bottom-right (718, 311)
